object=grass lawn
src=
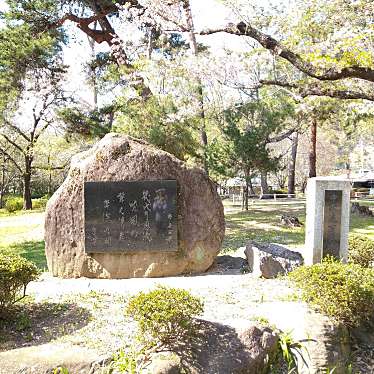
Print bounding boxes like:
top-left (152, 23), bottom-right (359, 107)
top-left (0, 211), bottom-right (46, 269)
top-left (0, 199), bottom-right (372, 269)
top-left (0, 208), bottom-right (44, 218)
top-left (222, 198), bottom-right (374, 253)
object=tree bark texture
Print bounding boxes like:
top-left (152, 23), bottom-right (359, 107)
top-left (288, 131), bottom-right (298, 195)
top-left (309, 119), bottom-right (317, 178)
top-left (182, 0), bottom-right (209, 173)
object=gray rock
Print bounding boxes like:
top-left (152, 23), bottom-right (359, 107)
top-left (351, 202), bottom-right (374, 217)
top-left (145, 321), bottom-right (278, 374)
top-left (44, 133), bottom-right (225, 278)
top-left (0, 343), bottom-right (100, 374)
top-left (245, 241), bottom-right (303, 278)
top-left (147, 352), bottom-right (182, 374)
top-left (256, 302), bottom-right (351, 374)
top-left (280, 214), bottom-right (303, 227)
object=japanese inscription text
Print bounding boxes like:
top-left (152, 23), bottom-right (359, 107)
top-left (84, 180), bottom-right (178, 253)
top-left (322, 189), bottom-right (342, 259)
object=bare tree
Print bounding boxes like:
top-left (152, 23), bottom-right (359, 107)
top-left (0, 72), bottom-right (68, 209)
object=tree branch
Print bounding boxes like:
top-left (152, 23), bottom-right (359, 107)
top-left (3, 120), bottom-right (31, 142)
top-left (200, 22), bottom-right (374, 83)
top-left (48, 1), bottom-right (152, 98)
top-left (0, 134), bottom-right (26, 155)
top-left (34, 120), bottom-right (53, 141)
top-left (0, 148), bottom-right (23, 173)
top-left (268, 128), bottom-right (296, 143)
top-left (259, 80), bottom-right (374, 101)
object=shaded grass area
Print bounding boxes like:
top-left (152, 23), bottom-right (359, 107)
top-left (222, 199), bottom-right (374, 253)
top-left (222, 200), bottom-right (305, 253)
top-left (350, 215), bottom-right (374, 240)
top-left (0, 291), bottom-right (131, 356)
top-left (0, 298), bottom-right (91, 350)
top-left (5, 241), bottom-right (47, 270)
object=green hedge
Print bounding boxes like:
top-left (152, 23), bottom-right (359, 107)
top-left (4, 195), bottom-right (49, 212)
top-left (32, 196), bottom-right (49, 210)
top-left (0, 251), bottom-right (39, 316)
top-left (5, 196), bottom-right (23, 212)
top-left (288, 258), bottom-right (374, 327)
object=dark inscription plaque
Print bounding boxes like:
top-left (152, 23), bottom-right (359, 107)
top-left (84, 180), bottom-right (178, 253)
top-left (322, 190), bottom-right (342, 259)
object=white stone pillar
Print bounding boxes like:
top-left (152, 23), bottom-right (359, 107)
top-left (305, 177), bottom-right (351, 265)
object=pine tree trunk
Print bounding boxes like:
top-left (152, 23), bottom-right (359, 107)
top-left (288, 132), bottom-right (298, 195)
top-left (183, 0), bottom-right (209, 173)
top-left (244, 179), bottom-right (249, 211)
top-left (197, 83), bottom-right (208, 173)
top-left (309, 118), bottom-right (317, 178)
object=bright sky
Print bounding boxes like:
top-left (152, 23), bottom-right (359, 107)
top-left (62, 0), bottom-right (251, 105)
top-left (0, 0), bottom-right (277, 106)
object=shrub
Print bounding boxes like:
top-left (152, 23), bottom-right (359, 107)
top-left (0, 251), bottom-right (39, 315)
top-left (32, 196), bottom-right (49, 210)
top-left (126, 286), bottom-right (204, 347)
top-left (288, 258), bottom-right (374, 327)
top-left (348, 235), bottom-right (374, 268)
top-left (5, 196), bottom-right (23, 213)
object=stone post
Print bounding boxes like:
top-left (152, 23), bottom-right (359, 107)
top-left (305, 177), bottom-right (351, 265)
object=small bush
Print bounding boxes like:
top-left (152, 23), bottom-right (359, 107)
top-left (32, 196), bottom-right (49, 210)
top-left (0, 251), bottom-right (39, 315)
top-left (5, 196), bottom-right (23, 213)
top-left (126, 286), bottom-right (204, 347)
top-left (270, 188), bottom-right (288, 195)
top-left (348, 235), bottom-right (374, 268)
top-left (288, 258), bottom-right (374, 327)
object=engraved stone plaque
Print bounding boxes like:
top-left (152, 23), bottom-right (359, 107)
top-left (322, 190), bottom-right (342, 259)
top-left (84, 180), bottom-right (177, 253)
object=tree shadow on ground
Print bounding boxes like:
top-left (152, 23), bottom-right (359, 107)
top-left (223, 207), bottom-right (305, 254)
top-left (165, 320), bottom-right (273, 374)
top-left (0, 301), bottom-right (91, 351)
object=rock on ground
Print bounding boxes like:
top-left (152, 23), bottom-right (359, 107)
top-left (255, 302), bottom-right (351, 374)
top-left (44, 133), bottom-right (225, 278)
top-left (146, 321), bottom-right (278, 374)
top-left (0, 343), bottom-right (101, 374)
top-left (245, 241), bottom-right (304, 279)
top-left (351, 202), bottom-right (374, 217)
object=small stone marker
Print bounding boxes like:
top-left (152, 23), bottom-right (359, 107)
top-left (305, 177), bottom-right (351, 265)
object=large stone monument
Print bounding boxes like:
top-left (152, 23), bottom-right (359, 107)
top-left (305, 177), bottom-right (351, 265)
top-left (44, 133), bottom-right (225, 278)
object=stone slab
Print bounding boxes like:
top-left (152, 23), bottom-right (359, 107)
top-left (84, 180), bottom-right (177, 253)
top-left (0, 343), bottom-right (100, 374)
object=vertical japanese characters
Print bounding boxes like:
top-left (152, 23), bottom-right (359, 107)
top-left (85, 181), bottom-right (177, 251)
